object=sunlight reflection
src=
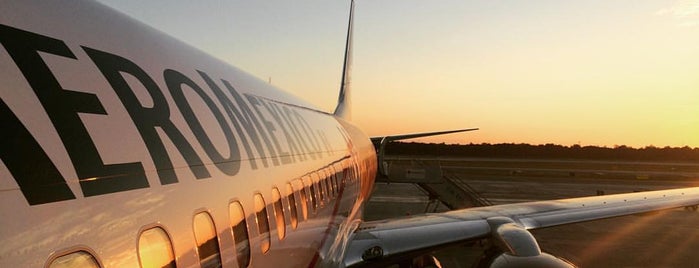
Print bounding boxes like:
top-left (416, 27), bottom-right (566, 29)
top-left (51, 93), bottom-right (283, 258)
top-left (576, 210), bottom-right (670, 263)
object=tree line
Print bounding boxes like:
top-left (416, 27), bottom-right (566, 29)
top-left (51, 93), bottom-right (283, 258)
top-left (385, 142), bottom-right (699, 163)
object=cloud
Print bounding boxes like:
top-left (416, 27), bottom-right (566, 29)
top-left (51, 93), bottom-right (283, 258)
top-left (655, 0), bottom-right (699, 27)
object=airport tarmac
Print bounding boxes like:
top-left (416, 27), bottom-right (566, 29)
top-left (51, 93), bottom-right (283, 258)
top-left (364, 157), bottom-right (699, 267)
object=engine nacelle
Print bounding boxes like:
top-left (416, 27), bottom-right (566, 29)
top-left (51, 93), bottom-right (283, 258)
top-left (488, 252), bottom-right (576, 268)
top-left (478, 217), bottom-right (577, 268)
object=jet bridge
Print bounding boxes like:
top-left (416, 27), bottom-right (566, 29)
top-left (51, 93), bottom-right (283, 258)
top-left (376, 157), bottom-right (491, 211)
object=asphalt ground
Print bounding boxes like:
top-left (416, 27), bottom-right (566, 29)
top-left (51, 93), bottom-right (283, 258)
top-left (364, 157), bottom-right (699, 267)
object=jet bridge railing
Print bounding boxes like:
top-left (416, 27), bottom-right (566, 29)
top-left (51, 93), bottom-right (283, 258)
top-left (377, 157), bottom-right (492, 209)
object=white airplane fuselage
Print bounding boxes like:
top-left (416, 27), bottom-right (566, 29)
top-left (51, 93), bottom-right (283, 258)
top-left (0, 1), bottom-right (377, 267)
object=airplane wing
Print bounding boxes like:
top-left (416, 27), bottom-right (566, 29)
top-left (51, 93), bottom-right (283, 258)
top-left (343, 186), bottom-right (699, 267)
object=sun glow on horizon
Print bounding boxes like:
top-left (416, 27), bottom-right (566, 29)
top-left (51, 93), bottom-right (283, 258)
top-left (98, 0), bottom-right (699, 148)
top-left (350, 0), bottom-right (699, 148)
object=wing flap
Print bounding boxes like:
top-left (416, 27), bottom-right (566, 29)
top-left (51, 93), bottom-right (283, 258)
top-left (345, 217), bottom-right (489, 266)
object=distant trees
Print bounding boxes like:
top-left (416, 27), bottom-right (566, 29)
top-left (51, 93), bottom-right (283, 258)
top-left (385, 142), bottom-right (699, 162)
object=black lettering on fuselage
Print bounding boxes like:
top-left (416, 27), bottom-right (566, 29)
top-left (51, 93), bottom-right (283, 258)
top-left (0, 24), bottom-right (148, 198)
top-left (281, 105), bottom-right (314, 161)
top-left (293, 109), bottom-right (323, 159)
top-left (318, 131), bottom-right (333, 156)
top-left (84, 47), bottom-right (210, 184)
top-left (247, 96), bottom-right (293, 165)
top-left (246, 96), bottom-right (288, 165)
top-left (0, 99), bottom-right (76, 205)
top-left (165, 69), bottom-right (241, 176)
top-left (1, 24), bottom-right (341, 205)
top-left (222, 80), bottom-right (281, 166)
top-left (198, 71), bottom-right (268, 169)
top-left (263, 100), bottom-right (304, 162)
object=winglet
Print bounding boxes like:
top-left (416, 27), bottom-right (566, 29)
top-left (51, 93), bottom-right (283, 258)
top-left (333, 0), bottom-right (355, 120)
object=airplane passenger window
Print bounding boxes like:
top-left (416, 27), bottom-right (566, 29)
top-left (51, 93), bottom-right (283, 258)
top-left (193, 212), bottom-right (222, 268)
top-left (271, 188), bottom-right (286, 240)
top-left (308, 177), bottom-right (318, 212)
top-left (324, 174), bottom-right (332, 199)
top-left (48, 250), bottom-right (100, 268)
top-left (324, 171), bottom-right (331, 199)
top-left (335, 168), bottom-right (342, 190)
top-left (337, 164), bottom-right (344, 185)
top-left (298, 179), bottom-right (309, 220)
top-left (253, 193), bottom-right (271, 253)
top-left (327, 169), bottom-right (335, 196)
top-left (138, 227), bottom-right (176, 268)
top-left (286, 183), bottom-right (299, 229)
top-left (321, 170), bottom-right (330, 198)
top-left (229, 201), bottom-right (251, 268)
top-left (331, 172), bottom-right (338, 195)
top-left (326, 169), bottom-right (335, 197)
top-left (315, 173), bottom-right (325, 204)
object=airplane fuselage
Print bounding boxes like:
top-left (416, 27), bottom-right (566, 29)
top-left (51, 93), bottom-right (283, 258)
top-left (0, 1), bottom-right (377, 267)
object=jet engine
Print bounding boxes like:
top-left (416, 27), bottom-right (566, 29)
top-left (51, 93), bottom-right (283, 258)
top-left (474, 217), bottom-right (577, 268)
top-left (475, 249), bottom-right (576, 268)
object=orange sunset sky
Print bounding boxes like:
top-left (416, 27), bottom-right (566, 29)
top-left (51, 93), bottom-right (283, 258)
top-left (100, 0), bottom-right (699, 148)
